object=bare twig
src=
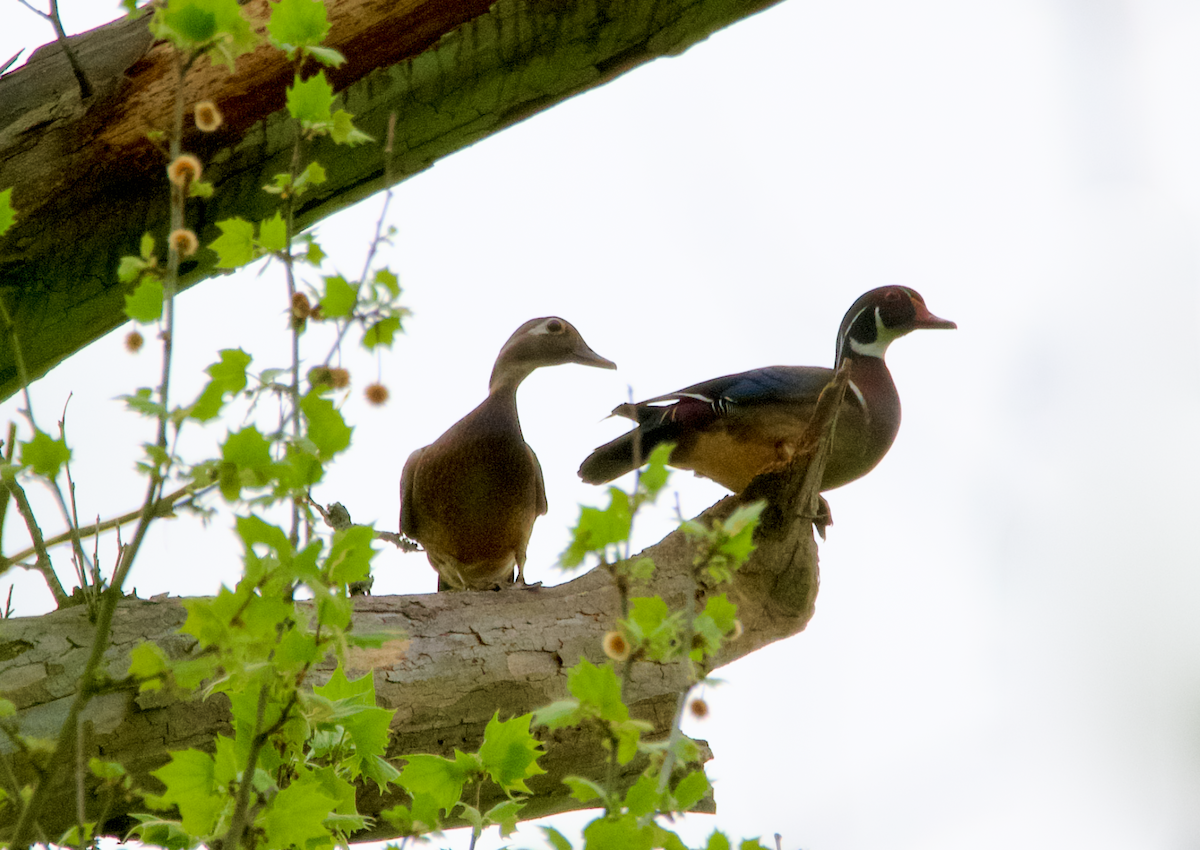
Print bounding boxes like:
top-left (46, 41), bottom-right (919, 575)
top-left (15, 0), bottom-right (92, 98)
top-left (0, 482), bottom-right (208, 571)
top-left (4, 478), bottom-right (68, 607)
top-left (0, 422), bottom-right (17, 563)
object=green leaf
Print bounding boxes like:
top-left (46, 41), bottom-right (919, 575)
top-left (533, 699), bottom-right (580, 730)
top-left (127, 815), bottom-right (195, 850)
top-left (189, 179), bottom-right (214, 198)
top-left (566, 658), bottom-right (627, 723)
top-left (210, 217), bottom-right (256, 268)
top-left (560, 488), bottom-right (632, 568)
top-left (295, 160), bottom-right (327, 193)
top-left (266, 0), bottom-right (329, 52)
top-left (127, 642), bottom-right (168, 690)
top-left (623, 771), bottom-right (661, 818)
top-left (89, 758), bottom-right (127, 780)
top-left (583, 814), bottom-right (656, 850)
top-left (308, 45), bottom-right (347, 67)
top-left (542, 826), bottom-right (575, 850)
top-left (363, 316), bottom-right (402, 350)
top-left (19, 430), bottom-right (71, 478)
top-left (301, 390), bottom-right (353, 459)
top-left (190, 348), bottom-right (252, 422)
top-left (373, 267), bottom-right (400, 297)
top-left (331, 109), bottom-right (372, 144)
top-left (320, 275), bottom-right (358, 319)
top-left (672, 769), bottom-right (710, 811)
top-left (287, 71), bottom-right (334, 126)
top-left (624, 596), bottom-right (678, 660)
top-left (739, 840), bottom-right (774, 850)
top-left (0, 187), bottom-right (15, 237)
top-left (561, 775), bottom-right (606, 805)
top-left (117, 255), bottom-right (149, 285)
top-left (150, 0), bottom-right (257, 65)
top-left (484, 798), bottom-right (523, 836)
top-left (219, 426), bottom-right (273, 499)
top-left (706, 831), bottom-right (732, 850)
top-left (120, 388), bottom-right (165, 419)
top-left (324, 524), bottom-right (376, 585)
top-left (139, 232), bottom-right (156, 260)
top-left (259, 773), bottom-right (337, 848)
top-left (258, 211), bottom-right (287, 252)
top-left (151, 750), bottom-right (222, 835)
top-left (315, 665), bottom-right (374, 704)
top-left (398, 754), bottom-right (467, 826)
top-left (478, 712), bottom-right (545, 794)
top-left (125, 276), bottom-right (164, 323)
top-left (637, 442), bottom-right (674, 502)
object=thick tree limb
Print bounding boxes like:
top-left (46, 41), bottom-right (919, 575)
top-left (0, 470), bottom-right (822, 841)
top-left (0, 0), bottom-right (786, 402)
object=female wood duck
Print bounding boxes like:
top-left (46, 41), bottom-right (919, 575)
top-left (401, 317), bottom-right (616, 591)
top-left (578, 286), bottom-right (955, 493)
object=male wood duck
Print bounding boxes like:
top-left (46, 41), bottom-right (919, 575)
top-left (401, 317), bottom-right (616, 591)
top-left (578, 286), bottom-right (954, 493)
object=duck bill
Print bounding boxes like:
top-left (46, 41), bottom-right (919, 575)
top-left (572, 346), bottom-right (618, 370)
top-left (912, 302), bottom-right (957, 330)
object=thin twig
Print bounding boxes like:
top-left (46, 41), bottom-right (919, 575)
top-left (0, 421), bottom-right (17, 563)
top-left (0, 482), bottom-right (208, 570)
top-left (74, 715), bottom-right (85, 847)
top-left (15, 0), bottom-right (92, 98)
top-left (4, 477), bottom-right (68, 606)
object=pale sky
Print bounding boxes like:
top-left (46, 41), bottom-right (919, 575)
top-left (2, 1), bottom-right (1199, 848)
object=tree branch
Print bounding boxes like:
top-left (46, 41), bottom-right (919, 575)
top-left (0, 0), bottom-right (786, 401)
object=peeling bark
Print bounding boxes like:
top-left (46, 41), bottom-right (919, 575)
top-left (0, 0), bottom-right (786, 401)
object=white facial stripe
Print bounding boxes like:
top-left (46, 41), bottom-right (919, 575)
top-left (848, 306), bottom-right (901, 358)
top-left (675, 392), bottom-right (713, 403)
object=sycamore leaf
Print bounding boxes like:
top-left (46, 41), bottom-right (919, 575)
top-left (541, 826), bottom-right (575, 850)
top-left (331, 109), bottom-right (373, 144)
top-left (320, 275), bottom-right (357, 319)
top-left (190, 348), bottom-right (252, 422)
top-left (258, 211), bottom-right (287, 253)
top-left (210, 217), bottom-right (256, 268)
top-left (301, 391), bottom-right (352, 459)
top-left (362, 316), bottom-right (401, 350)
top-left (567, 658), bottom-right (628, 723)
top-left (19, 430), bottom-right (71, 478)
top-left (560, 488), bottom-right (632, 568)
top-left (478, 712), bottom-right (545, 794)
top-left (287, 71), bottom-right (334, 126)
top-left (324, 524), bottom-right (376, 585)
top-left (672, 769), bottom-right (711, 811)
top-left (259, 774), bottom-right (337, 848)
top-left (266, 0), bottom-right (329, 52)
top-left (151, 750), bottom-right (222, 836)
top-left (125, 277), bottom-right (164, 324)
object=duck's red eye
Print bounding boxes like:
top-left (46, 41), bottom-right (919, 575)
top-left (546, 319), bottom-right (564, 333)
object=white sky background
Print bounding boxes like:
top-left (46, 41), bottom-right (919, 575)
top-left (3, 0), bottom-right (1200, 848)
